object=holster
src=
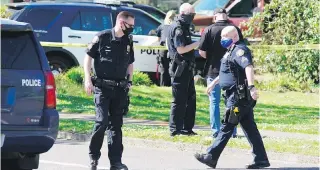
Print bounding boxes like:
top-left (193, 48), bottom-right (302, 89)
top-left (174, 60), bottom-right (186, 77)
top-left (224, 106), bottom-right (240, 125)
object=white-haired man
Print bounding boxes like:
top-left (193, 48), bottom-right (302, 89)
top-left (194, 26), bottom-right (270, 169)
top-left (167, 3), bottom-right (200, 137)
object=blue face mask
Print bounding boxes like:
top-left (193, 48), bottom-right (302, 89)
top-left (220, 38), bottom-right (233, 48)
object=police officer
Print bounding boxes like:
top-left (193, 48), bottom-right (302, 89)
top-left (156, 10), bottom-right (176, 86)
top-left (167, 3), bottom-right (200, 136)
top-left (194, 26), bottom-right (270, 169)
top-left (83, 11), bottom-right (135, 170)
top-left (199, 8), bottom-right (244, 138)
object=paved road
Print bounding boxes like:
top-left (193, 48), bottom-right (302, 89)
top-left (38, 139), bottom-right (319, 170)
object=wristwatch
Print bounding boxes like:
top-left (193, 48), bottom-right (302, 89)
top-left (248, 85), bottom-right (255, 90)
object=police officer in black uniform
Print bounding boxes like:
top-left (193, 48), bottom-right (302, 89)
top-left (156, 10), bottom-right (176, 86)
top-left (194, 26), bottom-right (270, 169)
top-left (83, 11), bottom-right (135, 170)
top-left (199, 8), bottom-right (244, 138)
top-left (167, 3), bottom-right (200, 136)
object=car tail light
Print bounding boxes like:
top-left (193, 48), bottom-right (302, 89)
top-left (45, 71), bottom-right (56, 109)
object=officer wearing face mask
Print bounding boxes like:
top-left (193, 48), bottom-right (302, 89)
top-left (194, 26), bottom-right (270, 169)
top-left (83, 11), bottom-right (135, 170)
top-left (167, 3), bottom-right (200, 137)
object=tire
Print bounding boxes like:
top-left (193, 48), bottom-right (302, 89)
top-left (47, 56), bottom-right (72, 76)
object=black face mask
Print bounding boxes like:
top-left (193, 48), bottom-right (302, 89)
top-left (179, 13), bottom-right (195, 25)
top-left (122, 23), bottom-right (134, 36)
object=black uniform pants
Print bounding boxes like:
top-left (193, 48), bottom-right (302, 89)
top-left (206, 91), bottom-right (269, 163)
top-left (169, 67), bottom-right (196, 133)
top-left (158, 50), bottom-right (171, 86)
top-left (89, 86), bottom-right (127, 165)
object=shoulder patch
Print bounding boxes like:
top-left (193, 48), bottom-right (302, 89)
top-left (241, 57), bottom-right (249, 64)
top-left (236, 49), bottom-right (244, 57)
top-left (175, 28), bottom-right (183, 36)
top-left (92, 36), bottom-right (99, 43)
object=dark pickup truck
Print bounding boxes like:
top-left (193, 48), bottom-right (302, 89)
top-left (1, 19), bottom-right (59, 170)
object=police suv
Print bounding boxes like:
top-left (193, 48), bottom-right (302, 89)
top-left (1, 19), bottom-right (59, 170)
top-left (7, 0), bottom-right (204, 82)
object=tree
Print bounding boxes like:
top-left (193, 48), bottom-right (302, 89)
top-left (242, 0), bottom-right (320, 84)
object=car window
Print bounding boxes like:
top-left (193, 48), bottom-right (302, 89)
top-left (228, 0), bottom-right (254, 17)
top-left (132, 11), bottom-right (160, 35)
top-left (71, 11), bottom-right (112, 31)
top-left (20, 8), bottom-right (61, 31)
top-left (1, 31), bottom-right (41, 70)
top-left (138, 7), bottom-right (165, 21)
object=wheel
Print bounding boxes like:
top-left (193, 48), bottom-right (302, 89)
top-left (48, 56), bottom-right (72, 76)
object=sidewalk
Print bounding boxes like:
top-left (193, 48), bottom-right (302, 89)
top-left (59, 113), bottom-right (319, 140)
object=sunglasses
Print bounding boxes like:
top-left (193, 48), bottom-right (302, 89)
top-left (122, 21), bottom-right (134, 28)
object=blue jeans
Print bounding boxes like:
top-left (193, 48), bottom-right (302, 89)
top-left (207, 78), bottom-right (237, 137)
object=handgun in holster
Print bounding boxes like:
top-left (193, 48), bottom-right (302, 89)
top-left (174, 59), bottom-right (187, 77)
top-left (225, 106), bottom-right (240, 125)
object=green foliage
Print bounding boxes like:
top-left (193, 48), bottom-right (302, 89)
top-left (64, 67), bottom-right (85, 85)
top-left (1, 5), bottom-right (12, 18)
top-left (132, 71), bottom-right (152, 86)
top-left (242, 0), bottom-right (320, 86)
top-left (255, 74), bottom-right (316, 93)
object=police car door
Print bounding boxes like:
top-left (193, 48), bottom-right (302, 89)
top-left (62, 6), bottom-right (113, 66)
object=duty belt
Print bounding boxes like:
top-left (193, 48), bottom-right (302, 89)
top-left (93, 77), bottom-right (128, 88)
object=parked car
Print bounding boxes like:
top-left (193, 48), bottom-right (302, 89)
top-left (192, 0), bottom-right (271, 36)
top-left (7, 1), bottom-right (206, 82)
top-left (1, 18), bottom-right (59, 170)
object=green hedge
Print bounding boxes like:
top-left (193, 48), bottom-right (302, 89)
top-left (242, 0), bottom-right (320, 89)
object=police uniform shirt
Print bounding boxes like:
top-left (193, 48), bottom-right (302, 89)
top-left (168, 21), bottom-right (194, 61)
top-left (86, 28), bottom-right (135, 80)
top-left (199, 20), bottom-right (244, 78)
top-left (219, 42), bottom-right (253, 90)
top-left (156, 24), bottom-right (170, 46)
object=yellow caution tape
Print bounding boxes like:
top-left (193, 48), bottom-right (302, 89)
top-left (40, 42), bottom-right (320, 50)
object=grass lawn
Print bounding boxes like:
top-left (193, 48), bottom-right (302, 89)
top-left (59, 119), bottom-right (319, 157)
top-left (56, 80), bottom-right (319, 135)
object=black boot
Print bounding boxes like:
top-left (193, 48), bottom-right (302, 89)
top-left (245, 161), bottom-right (270, 169)
top-left (194, 153), bottom-right (217, 168)
top-left (90, 160), bottom-right (98, 170)
top-left (110, 162), bottom-right (128, 170)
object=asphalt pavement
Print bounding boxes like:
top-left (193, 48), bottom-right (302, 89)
top-left (38, 139), bottom-right (319, 170)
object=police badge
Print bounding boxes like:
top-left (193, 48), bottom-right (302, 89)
top-left (236, 49), bottom-right (244, 57)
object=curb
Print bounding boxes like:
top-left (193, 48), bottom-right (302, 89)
top-left (57, 131), bottom-right (319, 165)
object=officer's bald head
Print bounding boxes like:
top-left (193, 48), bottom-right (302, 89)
top-left (179, 3), bottom-right (195, 15)
top-left (221, 26), bottom-right (239, 43)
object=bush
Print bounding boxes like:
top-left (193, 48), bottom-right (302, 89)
top-left (242, 0), bottom-right (320, 88)
top-left (255, 74), bottom-right (315, 93)
top-left (64, 67), bottom-right (85, 85)
top-left (132, 71), bottom-right (152, 86)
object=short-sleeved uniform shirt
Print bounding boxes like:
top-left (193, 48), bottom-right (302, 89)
top-left (219, 42), bottom-right (253, 90)
top-left (167, 20), bottom-right (194, 61)
top-left (86, 28), bottom-right (135, 80)
top-left (156, 24), bottom-right (171, 46)
top-left (199, 20), bottom-right (244, 78)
